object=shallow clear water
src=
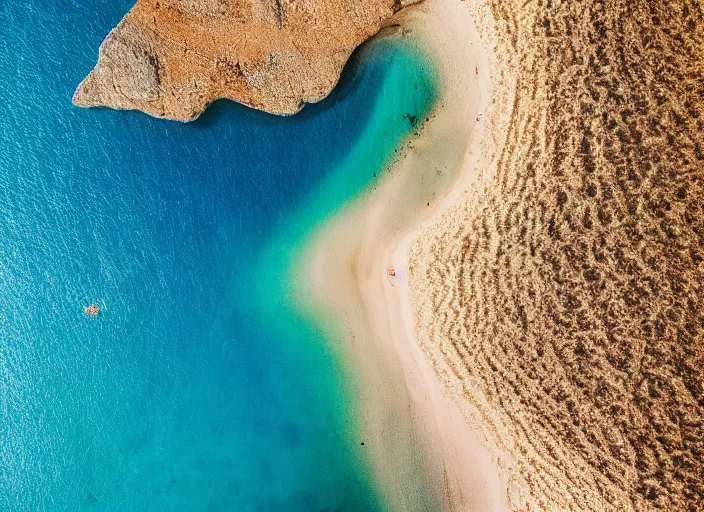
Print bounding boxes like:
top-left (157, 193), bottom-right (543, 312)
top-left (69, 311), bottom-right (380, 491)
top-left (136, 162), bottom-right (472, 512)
top-left (0, 2), bottom-right (437, 510)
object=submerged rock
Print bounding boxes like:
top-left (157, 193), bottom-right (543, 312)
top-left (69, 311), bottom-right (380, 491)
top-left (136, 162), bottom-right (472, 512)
top-left (73, 0), bottom-right (420, 121)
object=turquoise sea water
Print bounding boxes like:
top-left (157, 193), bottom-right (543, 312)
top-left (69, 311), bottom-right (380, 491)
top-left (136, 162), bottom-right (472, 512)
top-left (0, 2), bottom-right (437, 510)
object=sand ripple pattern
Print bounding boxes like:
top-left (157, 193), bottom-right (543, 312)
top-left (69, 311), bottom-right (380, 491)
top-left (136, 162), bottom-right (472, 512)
top-left (410, 1), bottom-right (703, 510)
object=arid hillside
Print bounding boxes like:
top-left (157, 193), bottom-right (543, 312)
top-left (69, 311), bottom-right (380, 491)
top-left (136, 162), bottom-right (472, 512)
top-left (410, 1), bottom-right (704, 510)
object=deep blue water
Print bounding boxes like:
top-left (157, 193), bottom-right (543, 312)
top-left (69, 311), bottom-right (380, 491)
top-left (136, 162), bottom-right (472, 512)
top-left (0, 2), bottom-right (436, 510)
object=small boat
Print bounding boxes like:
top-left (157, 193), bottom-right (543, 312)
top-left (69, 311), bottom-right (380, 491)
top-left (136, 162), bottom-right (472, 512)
top-left (84, 304), bottom-right (100, 316)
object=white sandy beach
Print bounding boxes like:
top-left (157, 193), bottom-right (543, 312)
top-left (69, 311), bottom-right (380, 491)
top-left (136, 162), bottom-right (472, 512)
top-left (294, 1), bottom-right (512, 509)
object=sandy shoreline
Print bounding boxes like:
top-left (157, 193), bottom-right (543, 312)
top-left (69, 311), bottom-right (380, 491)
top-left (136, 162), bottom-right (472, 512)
top-left (295, 1), bottom-right (511, 509)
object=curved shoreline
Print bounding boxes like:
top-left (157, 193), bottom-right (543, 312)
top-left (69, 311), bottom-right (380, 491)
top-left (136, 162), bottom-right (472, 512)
top-left (295, 1), bottom-right (510, 509)
top-left (253, 35), bottom-right (442, 510)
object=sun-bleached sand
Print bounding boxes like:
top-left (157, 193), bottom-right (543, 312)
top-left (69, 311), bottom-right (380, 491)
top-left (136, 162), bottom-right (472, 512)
top-left (293, 0), bottom-right (513, 510)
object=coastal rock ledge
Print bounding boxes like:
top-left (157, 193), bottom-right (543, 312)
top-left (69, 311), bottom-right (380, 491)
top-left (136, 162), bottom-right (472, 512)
top-left (74, 0), bottom-right (418, 121)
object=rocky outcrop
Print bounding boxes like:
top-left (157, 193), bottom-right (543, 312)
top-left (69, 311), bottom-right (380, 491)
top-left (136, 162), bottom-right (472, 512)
top-left (74, 0), bottom-right (418, 121)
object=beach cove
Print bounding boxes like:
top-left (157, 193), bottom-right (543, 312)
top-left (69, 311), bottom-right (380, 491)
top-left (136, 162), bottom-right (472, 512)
top-left (1, 2), bottom-right (438, 509)
top-left (0, 0), bottom-right (518, 510)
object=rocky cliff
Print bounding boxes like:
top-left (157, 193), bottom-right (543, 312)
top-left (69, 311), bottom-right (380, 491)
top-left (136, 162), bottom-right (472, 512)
top-left (74, 0), bottom-right (417, 121)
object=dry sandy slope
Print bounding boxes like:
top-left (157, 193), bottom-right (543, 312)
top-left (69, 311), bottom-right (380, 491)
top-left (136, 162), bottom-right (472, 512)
top-left (410, 1), bottom-right (704, 510)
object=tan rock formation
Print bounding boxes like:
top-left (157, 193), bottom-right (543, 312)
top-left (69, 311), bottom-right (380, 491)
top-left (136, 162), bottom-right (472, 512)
top-left (74, 0), bottom-right (417, 121)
